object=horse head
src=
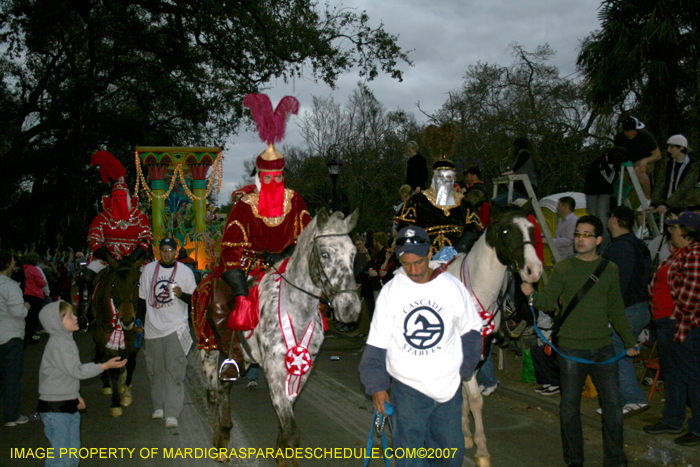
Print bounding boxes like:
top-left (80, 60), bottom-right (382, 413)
top-left (307, 208), bottom-right (361, 324)
top-left (485, 204), bottom-right (542, 283)
top-left (98, 260), bottom-right (142, 331)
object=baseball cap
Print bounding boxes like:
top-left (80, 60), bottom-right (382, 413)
top-left (395, 226), bottom-right (431, 258)
top-left (611, 206), bottom-right (635, 228)
top-left (666, 211), bottom-right (700, 231)
top-left (622, 116), bottom-right (645, 131)
top-left (159, 237), bottom-right (178, 250)
top-left (667, 134), bottom-right (690, 150)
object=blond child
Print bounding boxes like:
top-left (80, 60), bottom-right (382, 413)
top-left (37, 301), bottom-right (126, 467)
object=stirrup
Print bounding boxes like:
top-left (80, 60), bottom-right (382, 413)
top-left (218, 358), bottom-right (240, 382)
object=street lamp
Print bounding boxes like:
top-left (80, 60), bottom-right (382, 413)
top-left (326, 157), bottom-right (342, 212)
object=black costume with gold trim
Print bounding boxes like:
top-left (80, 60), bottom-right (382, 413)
top-left (396, 188), bottom-right (482, 253)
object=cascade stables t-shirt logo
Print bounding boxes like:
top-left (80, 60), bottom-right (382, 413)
top-left (154, 279), bottom-right (174, 305)
top-left (402, 304), bottom-right (445, 355)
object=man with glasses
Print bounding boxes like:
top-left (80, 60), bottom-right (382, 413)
top-left (138, 237), bottom-right (196, 429)
top-left (359, 226), bottom-right (482, 466)
top-left (522, 216), bottom-right (640, 467)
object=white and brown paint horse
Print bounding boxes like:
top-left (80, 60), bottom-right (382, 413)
top-left (445, 206), bottom-right (542, 467)
top-left (197, 209), bottom-right (361, 465)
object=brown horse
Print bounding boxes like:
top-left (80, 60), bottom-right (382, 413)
top-left (90, 259), bottom-right (141, 417)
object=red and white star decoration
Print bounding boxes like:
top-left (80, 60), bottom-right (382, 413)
top-left (285, 345), bottom-right (312, 376)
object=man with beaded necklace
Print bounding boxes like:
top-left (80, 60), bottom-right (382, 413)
top-left (137, 237), bottom-right (196, 429)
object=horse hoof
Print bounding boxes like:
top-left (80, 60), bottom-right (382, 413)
top-left (464, 437), bottom-right (475, 449)
top-left (120, 385), bottom-right (133, 406)
top-left (102, 387), bottom-right (113, 395)
top-left (475, 456), bottom-right (491, 467)
top-left (109, 407), bottom-right (123, 417)
top-left (215, 455), bottom-right (228, 463)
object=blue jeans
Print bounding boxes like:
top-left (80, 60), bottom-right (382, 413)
top-left (476, 354), bottom-right (498, 388)
top-left (41, 412), bottom-right (81, 467)
top-left (657, 319), bottom-right (700, 434)
top-left (391, 379), bottom-right (464, 467)
top-left (557, 345), bottom-right (626, 467)
top-left (246, 363), bottom-right (260, 382)
top-left (1, 337), bottom-right (24, 423)
top-left (611, 302), bottom-right (649, 405)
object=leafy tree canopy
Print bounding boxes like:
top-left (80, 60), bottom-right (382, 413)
top-left (0, 0), bottom-right (410, 247)
top-left (577, 0), bottom-right (700, 138)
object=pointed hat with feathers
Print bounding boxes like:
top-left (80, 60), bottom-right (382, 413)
top-left (243, 94), bottom-right (299, 172)
top-left (91, 150), bottom-right (129, 194)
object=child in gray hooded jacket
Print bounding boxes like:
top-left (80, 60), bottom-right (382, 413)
top-left (38, 301), bottom-right (126, 467)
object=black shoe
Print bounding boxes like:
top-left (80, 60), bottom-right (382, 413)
top-left (567, 463), bottom-right (584, 467)
top-left (643, 422), bottom-right (684, 435)
top-left (540, 385), bottom-right (560, 396)
top-left (675, 432), bottom-right (700, 446)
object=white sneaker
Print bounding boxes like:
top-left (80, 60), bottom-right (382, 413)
top-left (165, 417), bottom-right (178, 428)
top-left (481, 383), bottom-right (499, 396)
top-left (151, 409), bottom-right (164, 419)
top-left (4, 415), bottom-right (29, 427)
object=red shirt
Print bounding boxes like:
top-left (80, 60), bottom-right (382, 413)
top-left (650, 259), bottom-right (675, 320)
top-left (23, 264), bottom-right (46, 299)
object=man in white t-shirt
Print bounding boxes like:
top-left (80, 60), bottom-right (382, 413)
top-left (359, 226), bottom-right (482, 466)
top-left (138, 237), bottom-right (196, 429)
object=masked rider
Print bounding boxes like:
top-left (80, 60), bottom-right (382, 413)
top-left (211, 94), bottom-right (310, 379)
top-left (79, 151), bottom-right (153, 326)
top-left (397, 157), bottom-right (482, 254)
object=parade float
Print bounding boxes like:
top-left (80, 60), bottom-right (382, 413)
top-left (133, 147), bottom-right (226, 273)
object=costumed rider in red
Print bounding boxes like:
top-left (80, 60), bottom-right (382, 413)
top-left (213, 94), bottom-right (311, 379)
top-left (79, 151), bottom-right (153, 327)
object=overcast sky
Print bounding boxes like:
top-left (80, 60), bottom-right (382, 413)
top-left (216, 0), bottom-right (604, 200)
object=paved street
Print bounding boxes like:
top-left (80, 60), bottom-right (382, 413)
top-left (1, 327), bottom-right (698, 466)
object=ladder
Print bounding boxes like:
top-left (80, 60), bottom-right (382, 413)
top-left (617, 162), bottom-right (661, 239)
top-left (491, 174), bottom-right (562, 265)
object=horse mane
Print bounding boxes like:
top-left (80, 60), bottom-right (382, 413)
top-left (295, 210), bottom-right (348, 249)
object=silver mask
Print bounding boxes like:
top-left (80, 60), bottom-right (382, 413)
top-left (432, 169), bottom-right (456, 206)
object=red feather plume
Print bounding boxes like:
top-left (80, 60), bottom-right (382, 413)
top-left (91, 150), bottom-right (126, 184)
top-left (243, 94), bottom-right (299, 144)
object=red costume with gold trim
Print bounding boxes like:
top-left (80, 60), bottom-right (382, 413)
top-left (214, 187), bottom-right (310, 279)
top-left (87, 151), bottom-right (153, 262)
top-left (88, 198), bottom-right (153, 260)
top-left (194, 94), bottom-right (307, 361)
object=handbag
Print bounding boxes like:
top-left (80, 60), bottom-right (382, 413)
top-left (544, 259), bottom-right (609, 356)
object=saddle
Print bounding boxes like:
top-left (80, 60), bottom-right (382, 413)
top-left (193, 270), bottom-right (265, 382)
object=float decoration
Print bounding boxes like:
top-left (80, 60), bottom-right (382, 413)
top-left (134, 147), bottom-right (223, 240)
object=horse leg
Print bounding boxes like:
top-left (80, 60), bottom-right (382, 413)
top-left (120, 354), bottom-right (137, 407)
top-left (267, 369), bottom-right (300, 467)
top-left (101, 371), bottom-right (112, 395)
top-left (108, 367), bottom-right (123, 417)
top-left (201, 350), bottom-right (232, 464)
top-left (214, 379), bottom-right (233, 463)
top-left (461, 381), bottom-right (474, 449)
top-left (465, 375), bottom-right (491, 467)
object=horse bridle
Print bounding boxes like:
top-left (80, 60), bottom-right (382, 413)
top-left (266, 232), bottom-right (358, 307)
top-left (482, 234), bottom-right (536, 331)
